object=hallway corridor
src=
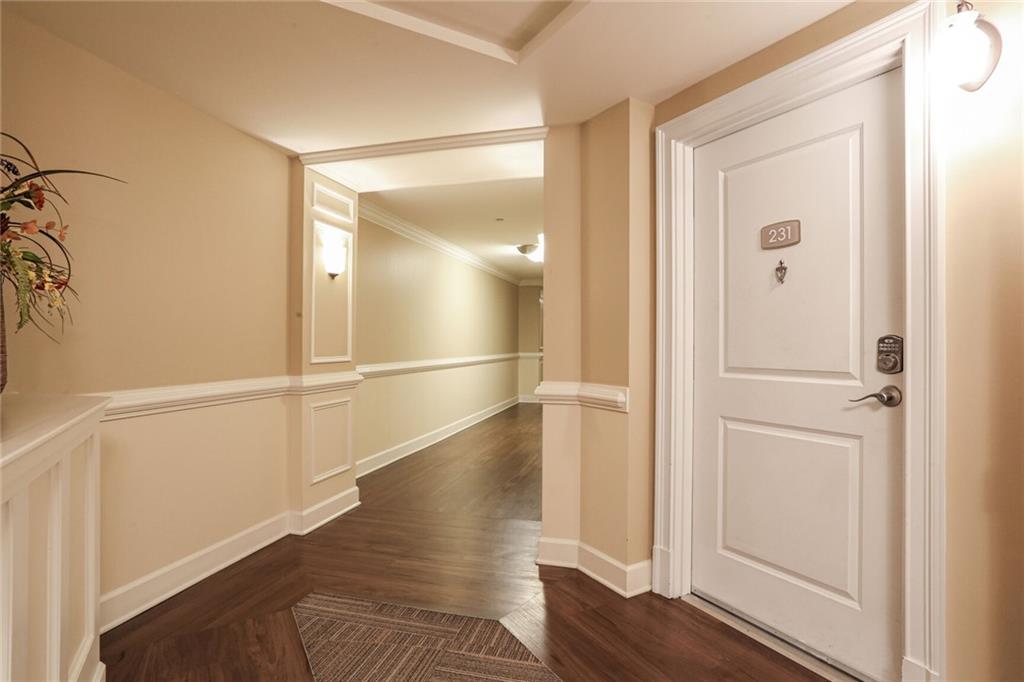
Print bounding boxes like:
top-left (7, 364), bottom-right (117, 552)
top-left (100, 404), bottom-right (823, 681)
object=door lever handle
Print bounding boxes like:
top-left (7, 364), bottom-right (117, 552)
top-left (849, 385), bottom-right (902, 407)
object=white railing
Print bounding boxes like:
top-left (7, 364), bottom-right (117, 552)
top-left (1, 395), bottom-right (109, 681)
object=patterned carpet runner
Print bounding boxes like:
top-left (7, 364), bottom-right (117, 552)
top-left (292, 593), bottom-right (560, 681)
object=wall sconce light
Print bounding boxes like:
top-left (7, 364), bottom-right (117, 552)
top-left (517, 233), bottom-right (545, 263)
top-left (316, 222), bottom-right (349, 279)
top-left (943, 0), bottom-right (1002, 92)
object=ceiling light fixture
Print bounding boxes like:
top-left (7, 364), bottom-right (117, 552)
top-left (516, 233), bottom-right (544, 263)
top-left (943, 0), bottom-right (1002, 92)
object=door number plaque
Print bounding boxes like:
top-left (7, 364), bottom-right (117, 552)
top-left (760, 220), bottom-right (801, 249)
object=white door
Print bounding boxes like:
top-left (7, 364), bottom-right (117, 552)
top-left (691, 69), bottom-right (904, 681)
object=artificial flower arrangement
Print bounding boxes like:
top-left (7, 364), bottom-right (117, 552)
top-left (0, 132), bottom-right (117, 392)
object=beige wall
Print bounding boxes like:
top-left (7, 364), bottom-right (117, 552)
top-left (100, 401), bottom-right (289, 592)
top-left (518, 285), bottom-right (542, 396)
top-left (649, 1), bottom-right (1024, 678)
top-left (354, 362), bottom-right (518, 463)
top-left (1, 10), bottom-right (296, 599)
top-left (356, 219), bottom-right (517, 363)
top-left (541, 125), bottom-right (583, 543)
top-left (625, 99), bottom-right (654, 565)
top-left (541, 126), bottom-right (583, 384)
top-left (517, 286), bottom-right (542, 353)
top-left (353, 218), bottom-right (519, 465)
top-left (542, 100), bottom-right (654, 564)
top-left (944, 3), bottom-right (1024, 679)
top-left (1, 9), bottom-right (290, 394)
top-left (581, 101), bottom-right (630, 387)
top-left (3, 8), bottom-right (526, 614)
top-left (578, 99), bottom-right (654, 563)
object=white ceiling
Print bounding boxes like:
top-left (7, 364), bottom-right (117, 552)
top-left (363, 178), bottom-right (544, 281)
top-left (10, 1), bottom-right (850, 155)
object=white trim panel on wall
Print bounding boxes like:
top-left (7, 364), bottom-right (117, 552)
top-left (312, 182), bottom-right (355, 225)
top-left (1, 397), bottom-right (109, 682)
top-left (535, 381), bottom-right (629, 412)
top-left (357, 353), bottom-right (521, 378)
top-left (308, 397), bottom-right (354, 485)
top-left (310, 220), bottom-right (355, 364)
top-left (97, 372), bottom-right (364, 421)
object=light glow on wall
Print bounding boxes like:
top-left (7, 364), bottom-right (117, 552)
top-left (316, 221), bottom-right (349, 278)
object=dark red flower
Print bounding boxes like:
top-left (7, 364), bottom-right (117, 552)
top-left (28, 182), bottom-right (45, 210)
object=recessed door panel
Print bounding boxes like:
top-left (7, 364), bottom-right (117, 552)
top-left (719, 419), bottom-right (861, 605)
top-left (692, 69), bottom-right (904, 682)
top-left (722, 128), bottom-right (861, 381)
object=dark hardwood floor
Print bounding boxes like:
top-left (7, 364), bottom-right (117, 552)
top-left (101, 402), bottom-right (823, 681)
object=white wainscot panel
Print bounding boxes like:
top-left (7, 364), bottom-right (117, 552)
top-left (1, 395), bottom-right (108, 682)
top-left (309, 397), bottom-right (353, 484)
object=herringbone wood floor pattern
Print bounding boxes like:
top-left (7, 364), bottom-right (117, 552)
top-left (100, 403), bottom-right (824, 681)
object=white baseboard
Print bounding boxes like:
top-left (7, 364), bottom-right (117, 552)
top-left (289, 486), bottom-right (360, 535)
top-left (355, 396), bottom-right (519, 477)
top-left (68, 634), bottom-right (102, 682)
top-left (536, 536), bottom-right (580, 567)
top-left (578, 543), bottom-right (652, 598)
top-left (536, 537), bottom-right (651, 598)
top-left (99, 486), bottom-right (360, 633)
top-left (518, 394), bottom-right (540, 404)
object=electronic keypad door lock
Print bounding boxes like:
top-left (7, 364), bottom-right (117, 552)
top-left (877, 335), bottom-right (904, 374)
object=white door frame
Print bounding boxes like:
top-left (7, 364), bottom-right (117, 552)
top-left (652, 2), bottom-right (946, 679)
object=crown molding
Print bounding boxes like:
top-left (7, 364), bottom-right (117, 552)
top-left (300, 126), bottom-right (549, 166)
top-left (320, 1), bottom-right (587, 67)
top-left (518, 278), bottom-right (543, 287)
top-left (359, 202), bottom-right (520, 285)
